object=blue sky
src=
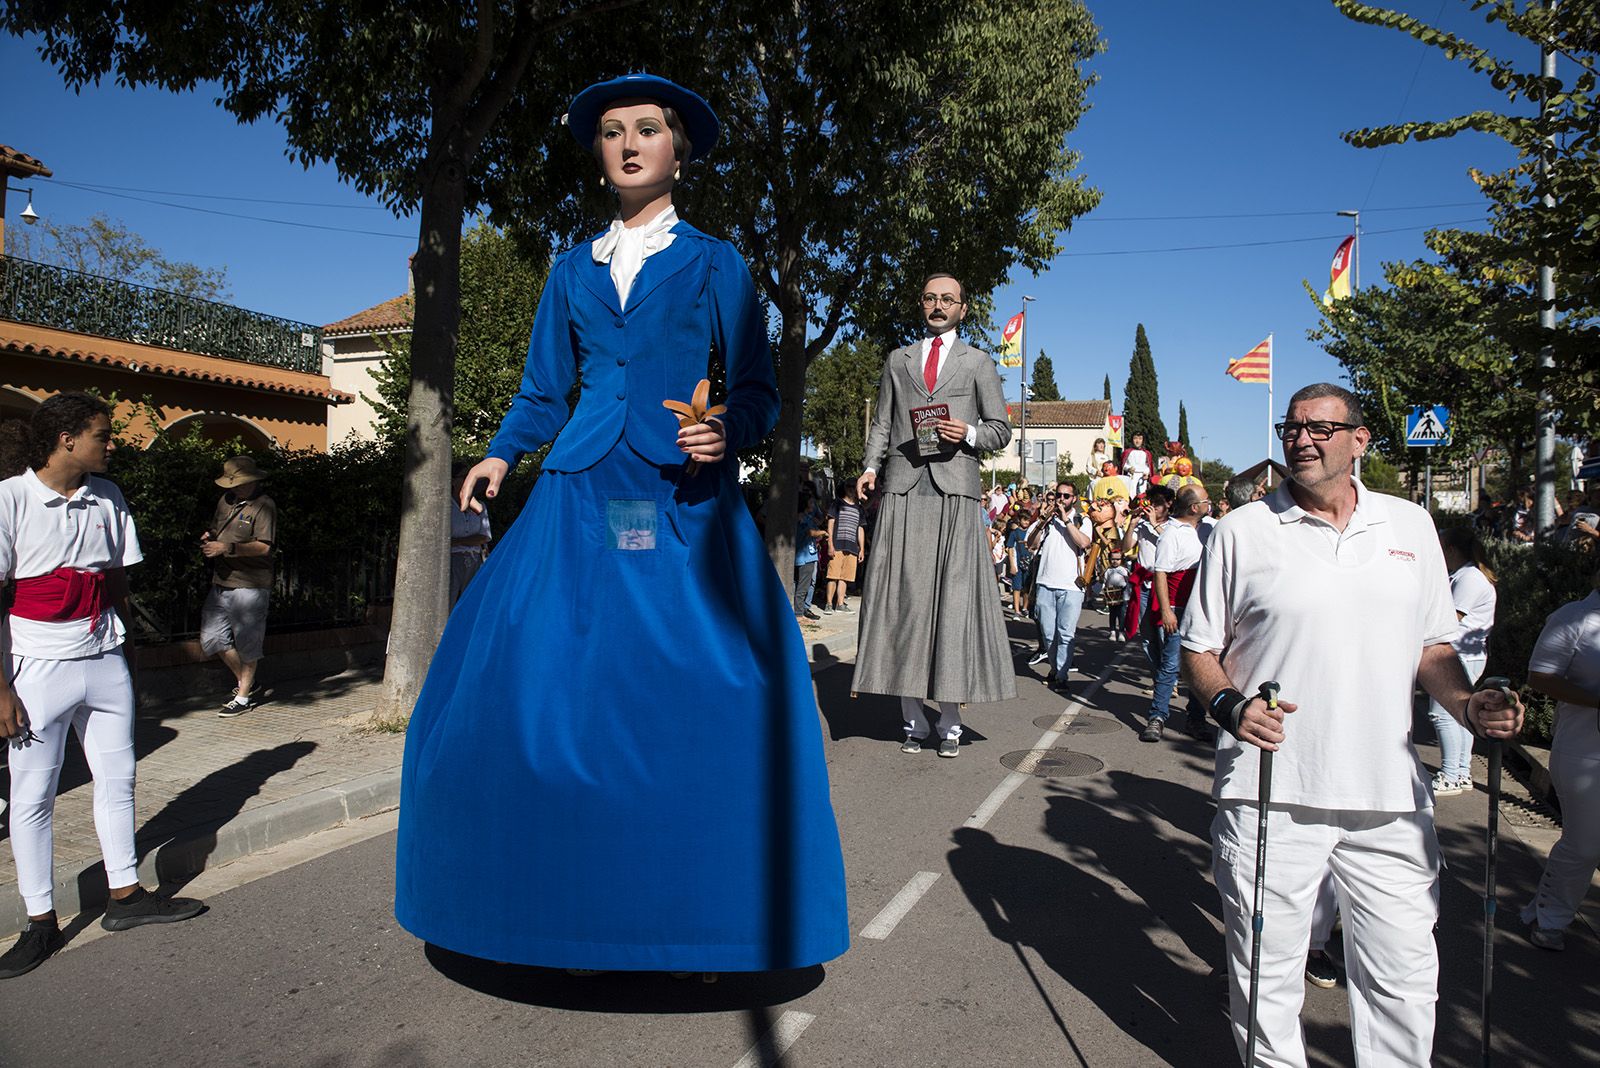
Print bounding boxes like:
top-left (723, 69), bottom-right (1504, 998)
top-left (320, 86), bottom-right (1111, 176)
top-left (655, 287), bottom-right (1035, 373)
top-left (1, 2), bottom-right (1531, 470)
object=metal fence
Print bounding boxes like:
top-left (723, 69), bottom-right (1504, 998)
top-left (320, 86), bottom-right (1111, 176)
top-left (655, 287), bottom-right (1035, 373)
top-left (129, 537), bottom-right (397, 643)
top-left (0, 254), bottom-right (323, 373)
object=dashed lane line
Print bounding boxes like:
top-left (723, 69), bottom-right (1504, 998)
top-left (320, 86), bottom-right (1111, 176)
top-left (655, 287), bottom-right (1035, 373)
top-left (730, 1010), bottom-right (817, 1068)
top-left (963, 645), bottom-right (1130, 830)
top-left (859, 870), bottom-right (942, 940)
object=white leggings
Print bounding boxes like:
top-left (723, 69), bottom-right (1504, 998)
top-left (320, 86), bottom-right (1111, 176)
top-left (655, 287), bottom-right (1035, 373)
top-left (900, 696), bottom-right (963, 740)
top-left (7, 652), bottom-right (138, 915)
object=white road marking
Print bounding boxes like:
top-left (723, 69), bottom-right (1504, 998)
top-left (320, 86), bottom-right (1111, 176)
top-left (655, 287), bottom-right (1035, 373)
top-left (859, 870), bottom-right (941, 940)
top-left (731, 1010), bottom-right (817, 1068)
top-left (963, 646), bottom-right (1130, 830)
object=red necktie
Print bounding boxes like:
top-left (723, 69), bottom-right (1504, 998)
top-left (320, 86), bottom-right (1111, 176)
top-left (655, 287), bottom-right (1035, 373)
top-left (923, 336), bottom-right (942, 393)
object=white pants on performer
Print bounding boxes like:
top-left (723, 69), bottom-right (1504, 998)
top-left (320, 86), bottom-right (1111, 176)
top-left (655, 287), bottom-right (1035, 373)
top-left (901, 697), bottom-right (962, 740)
top-left (1213, 802), bottom-right (1441, 1068)
top-left (7, 651), bottom-right (138, 915)
top-left (1309, 871), bottom-right (1337, 952)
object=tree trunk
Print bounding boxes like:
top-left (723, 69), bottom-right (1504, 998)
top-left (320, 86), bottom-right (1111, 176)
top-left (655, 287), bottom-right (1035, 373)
top-left (375, 148), bottom-right (466, 725)
top-left (762, 236), bottom-right (807, 588)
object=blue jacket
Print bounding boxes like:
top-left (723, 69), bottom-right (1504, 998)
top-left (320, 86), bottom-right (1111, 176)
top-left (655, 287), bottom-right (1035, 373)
top-left (486, 222), bottom-right (778, 473)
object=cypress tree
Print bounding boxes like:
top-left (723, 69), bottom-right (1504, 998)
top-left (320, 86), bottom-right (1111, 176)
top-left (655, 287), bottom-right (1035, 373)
top-left (1178, 401), bottom-right (1192, 456)
top-left (1122, 324), bottom-right (1169, 446)
top-left (1103, 373), bottom-right (1112, 401)
top-left (1030, 351), bottom-right (1062, 401)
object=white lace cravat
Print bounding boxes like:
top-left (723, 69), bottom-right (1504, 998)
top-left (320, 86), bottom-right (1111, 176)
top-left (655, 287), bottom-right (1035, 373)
top-left (591, 205), bottom-right (679, 310)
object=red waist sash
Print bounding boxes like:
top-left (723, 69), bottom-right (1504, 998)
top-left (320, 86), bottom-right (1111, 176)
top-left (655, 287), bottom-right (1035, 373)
top-left (11, 567), bottom-right (109, 630)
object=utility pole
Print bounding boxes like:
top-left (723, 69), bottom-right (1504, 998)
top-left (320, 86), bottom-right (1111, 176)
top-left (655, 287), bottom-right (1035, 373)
top-left (1534, 5), bottom-right (1558, 535)
top-left (1018, 295), bottom-right (1036, 486)
top-left (1339, 209), bottom-right (1363, 482)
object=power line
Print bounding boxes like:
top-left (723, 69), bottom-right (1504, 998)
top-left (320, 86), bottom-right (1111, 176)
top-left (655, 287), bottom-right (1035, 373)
top-left (1084, 201), bottom-right (1482, 222)
top-left (34, 182), bottom-right (414, 240)
top-left (1359, 0), bottom-right (1451, 211)
top-left (42, 177), bottom-right (393, 210)
top-left (1059, 218), bottom-right (1486, 258)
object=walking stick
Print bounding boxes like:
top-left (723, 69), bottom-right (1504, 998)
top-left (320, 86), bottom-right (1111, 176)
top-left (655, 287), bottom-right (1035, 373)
top-left (1478, 676), bottom-right (1512, 1068)
top-left (1244, 680), bottom-right (1280, 1068)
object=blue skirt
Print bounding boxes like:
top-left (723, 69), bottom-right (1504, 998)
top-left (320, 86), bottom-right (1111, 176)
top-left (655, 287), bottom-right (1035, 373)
top-left (395, 444), bottom-right (849, 972)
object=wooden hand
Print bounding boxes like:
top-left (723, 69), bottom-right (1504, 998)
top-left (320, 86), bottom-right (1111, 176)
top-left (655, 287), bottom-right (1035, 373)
top-left (935, 417), bottom-right (969, 443)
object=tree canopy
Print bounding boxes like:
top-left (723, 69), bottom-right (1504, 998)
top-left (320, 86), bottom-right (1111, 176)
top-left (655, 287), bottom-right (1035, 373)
top-left (802, 337), bottom-right (884, 480)
top-left (6, 213), bottom-right (230, 300)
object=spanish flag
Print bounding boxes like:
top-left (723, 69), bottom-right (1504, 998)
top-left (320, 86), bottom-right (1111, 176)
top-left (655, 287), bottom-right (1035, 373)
top-left (1226, 338), bottom-right (1271, 384)
top-left (997, 311), bottom-right (1024, 367)
top-left (1323, 236), bottom-right (1354, 305)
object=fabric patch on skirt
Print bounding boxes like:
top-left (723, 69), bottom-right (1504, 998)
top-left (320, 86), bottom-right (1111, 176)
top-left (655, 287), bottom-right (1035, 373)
top-left (607, 499), bottom-right (658, 550)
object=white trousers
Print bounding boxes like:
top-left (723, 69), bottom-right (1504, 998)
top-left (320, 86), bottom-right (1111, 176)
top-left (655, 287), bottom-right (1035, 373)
top-left (7, 652), bottom-right (138, 915)
top-left (1522, 736), bottom-right (1600, 931)
top-left (1213, 802), bottom-right (1441, 1068)
top-left (900, 696), bottom-right (962, 740)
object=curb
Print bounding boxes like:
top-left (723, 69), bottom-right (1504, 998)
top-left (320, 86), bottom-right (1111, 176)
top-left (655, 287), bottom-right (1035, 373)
top-left (1507, 737), bottom-right (1556, 809)
top-left (1, 765), bottom-right (400, 932)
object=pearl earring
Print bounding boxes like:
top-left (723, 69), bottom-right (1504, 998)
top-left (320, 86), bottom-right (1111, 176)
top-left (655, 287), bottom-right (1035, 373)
top-left (674, 166), bottom-right (681, 180)
top-left (599, 175), bottom-right (607, 188)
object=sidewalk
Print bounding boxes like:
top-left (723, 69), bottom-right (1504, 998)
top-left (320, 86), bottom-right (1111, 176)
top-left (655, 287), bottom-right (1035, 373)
top-left (0, 610), bottom-right (860, 932)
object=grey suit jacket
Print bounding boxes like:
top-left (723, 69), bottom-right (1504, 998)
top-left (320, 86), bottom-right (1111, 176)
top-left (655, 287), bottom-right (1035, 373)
top-left (863, 337), bottom-right (1012, 499)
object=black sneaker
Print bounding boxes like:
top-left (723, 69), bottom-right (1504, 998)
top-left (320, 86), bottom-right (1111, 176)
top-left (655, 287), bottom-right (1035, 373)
top-left (101, 887), bottom-right (206, 932)
top-left (1140, 718), bottom-right (1166, 743)
top-left (900, 735), bottom-right (925, 754)
top-left (1305, 950), bottom-right (1339, 988)
top-left (217, 696), bottom-right (257, 719)
top-left (0, 920), bottom-right (64, 980)
top-left (1184, 718), bottom-right (1215, 743)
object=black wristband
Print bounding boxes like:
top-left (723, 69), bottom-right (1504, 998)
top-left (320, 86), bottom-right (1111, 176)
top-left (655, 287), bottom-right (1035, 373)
top-left (1209, 687), bottom-right (1250, 739)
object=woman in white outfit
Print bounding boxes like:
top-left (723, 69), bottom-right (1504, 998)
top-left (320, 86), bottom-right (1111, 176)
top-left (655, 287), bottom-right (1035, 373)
top-left (1523, 569), bottom-right (1600, 950)
top-left (1427, 526), bottom-right (1498, 796)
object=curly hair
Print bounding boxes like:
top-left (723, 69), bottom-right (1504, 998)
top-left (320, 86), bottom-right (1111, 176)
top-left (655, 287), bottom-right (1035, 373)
top-left (29, 392), bottom-right (111, 470)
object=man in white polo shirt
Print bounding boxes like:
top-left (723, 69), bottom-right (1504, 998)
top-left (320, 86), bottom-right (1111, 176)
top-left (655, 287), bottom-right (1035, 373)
top-left (1180, 383), bottom-right (1522, 1067)
top-left (0, 393), bottom-right (204, 981)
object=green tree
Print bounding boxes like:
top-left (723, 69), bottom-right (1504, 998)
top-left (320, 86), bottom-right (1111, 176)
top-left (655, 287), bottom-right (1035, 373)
top-left (369, 219), bottom-right (549, 455)
top-left (803, 337), bottom-right (885, 479)
top-left (1122, 323), bottom-right (1168, 446)
top-left (1030, 352), bottom-right (1062, 401)
top-left (1177, 401), bottom-right (1192, 456)
top-left (7, 1), bottom-right (647, 718)
top-left (1103, 373), bottom-right (1112, 402)
top-left (8, 213), bottom-right (230, 300)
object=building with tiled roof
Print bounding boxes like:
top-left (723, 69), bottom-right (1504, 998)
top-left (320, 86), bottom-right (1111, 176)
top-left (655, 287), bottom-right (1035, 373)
top-left (985, 397), bottom-right (1113, 485)
top-left (321, 289), bottom-right (413, 443)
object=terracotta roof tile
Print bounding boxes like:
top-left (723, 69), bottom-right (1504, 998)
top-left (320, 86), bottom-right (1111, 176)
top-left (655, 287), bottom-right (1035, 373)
top-left (0, 145), bottom-right (51, 179)
top-left (1, 331), bottom-right (353, 405)
top-left (1003, 399), bottom-right (1111, 428)
top-left (323, 294), bottom-right (413, 334)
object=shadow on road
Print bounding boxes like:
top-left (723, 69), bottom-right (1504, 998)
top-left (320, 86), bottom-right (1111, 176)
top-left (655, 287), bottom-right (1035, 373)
top-left (422, 944), bottom-right (826, 1014)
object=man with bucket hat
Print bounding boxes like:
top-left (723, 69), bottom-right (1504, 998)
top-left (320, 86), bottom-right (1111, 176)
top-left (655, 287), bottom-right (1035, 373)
top-left (200, 456), bottom-right (276, 717)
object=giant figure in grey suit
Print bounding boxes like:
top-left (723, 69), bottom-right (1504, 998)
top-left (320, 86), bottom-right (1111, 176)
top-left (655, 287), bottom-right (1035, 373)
top-left (853, 273), bottom-right (1017, 757)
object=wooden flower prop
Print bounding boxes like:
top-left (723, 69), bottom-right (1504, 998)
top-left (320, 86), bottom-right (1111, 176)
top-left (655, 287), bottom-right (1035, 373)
top-left (662, 379), bottom-right (727, 475)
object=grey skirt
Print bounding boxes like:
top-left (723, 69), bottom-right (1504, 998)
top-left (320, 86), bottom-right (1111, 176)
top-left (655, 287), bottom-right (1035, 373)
top-left (852, 479), bottom-right (1017, 704)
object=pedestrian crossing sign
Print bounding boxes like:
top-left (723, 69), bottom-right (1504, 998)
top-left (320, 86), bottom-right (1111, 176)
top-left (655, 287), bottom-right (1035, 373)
top-left (1406, 405), bottom-right (1450, 447)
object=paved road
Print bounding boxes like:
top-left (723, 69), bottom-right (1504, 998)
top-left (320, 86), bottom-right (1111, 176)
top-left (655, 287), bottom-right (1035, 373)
top-left (5, 610), bottom-right (1596, 1067)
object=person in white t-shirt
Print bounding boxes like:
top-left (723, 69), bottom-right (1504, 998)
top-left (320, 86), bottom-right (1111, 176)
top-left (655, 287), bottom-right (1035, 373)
top-left (1025, 481), bottom-right (1092, 691)
top-left (1140, 483), bottom-right (1211, 743)
top-left (1522, 578), bottom-right (1600, 951)
top-left (1118, 482), bottom-right (1174, 665)
top-left (0, 393), bottom-right (205, 982)
top-left (1425, 526), bottom-right (1498, 797)
top-left (1180, 383), bottom-right (1522, 1067)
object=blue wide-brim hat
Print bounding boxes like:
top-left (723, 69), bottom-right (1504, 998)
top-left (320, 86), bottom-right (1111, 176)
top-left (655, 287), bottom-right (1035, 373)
top-left (565, 74), bottom-right (719, 163)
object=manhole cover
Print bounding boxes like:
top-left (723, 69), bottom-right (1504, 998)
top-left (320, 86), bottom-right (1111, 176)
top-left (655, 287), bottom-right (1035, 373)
top-left (1000, 748), bottom-right (1105, 778)
top-left (1032, 715), bottom-right (1121, 735)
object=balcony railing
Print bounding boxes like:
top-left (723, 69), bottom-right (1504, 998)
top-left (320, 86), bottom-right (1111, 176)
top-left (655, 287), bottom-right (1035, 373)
top-left (0, 254), bottom-right (323, 373)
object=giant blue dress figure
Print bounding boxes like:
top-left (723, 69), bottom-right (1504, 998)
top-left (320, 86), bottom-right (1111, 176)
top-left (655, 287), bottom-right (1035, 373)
top-left (395, 75), bottom-right (849, 973)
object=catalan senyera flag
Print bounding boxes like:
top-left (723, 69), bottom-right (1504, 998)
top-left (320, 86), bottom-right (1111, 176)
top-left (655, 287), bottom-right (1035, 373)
top-left (997, 311), bottom-right (1024, 367)
top-left (1323, 235), bottom-right (1354, 305)
top-left (1226, 338), bottom-right (1272, 384)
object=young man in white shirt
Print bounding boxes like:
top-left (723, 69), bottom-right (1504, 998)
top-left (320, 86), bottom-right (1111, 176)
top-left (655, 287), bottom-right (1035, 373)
top-left (1180, 383), bottom-right (1523, 1067)
top-left (0, 394), bottom-right (205, 981)
top-left (1140, 483), bottom-right (1211, 743)
top-left (1025, 481), bottom-right (1092, 691)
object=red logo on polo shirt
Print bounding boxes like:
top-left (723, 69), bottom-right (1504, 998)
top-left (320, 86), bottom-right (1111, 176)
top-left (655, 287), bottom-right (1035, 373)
top-left (1388, 549), bottom-right (1416, 562)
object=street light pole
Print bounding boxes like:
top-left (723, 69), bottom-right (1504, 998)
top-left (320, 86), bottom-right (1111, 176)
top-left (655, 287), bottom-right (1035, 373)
top-left (1019, 294), bottom-right (1036, 486)
top-left (1534, 13), bottom-right (1558, 535)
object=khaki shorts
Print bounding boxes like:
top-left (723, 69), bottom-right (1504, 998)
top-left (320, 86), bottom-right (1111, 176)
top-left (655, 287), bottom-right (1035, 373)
top-left (825, 551), bottom-right (859, 582)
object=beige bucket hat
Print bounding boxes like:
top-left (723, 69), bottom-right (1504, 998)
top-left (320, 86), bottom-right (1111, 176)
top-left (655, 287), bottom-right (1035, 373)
top-left (215, 455), bottom-right (268, 488)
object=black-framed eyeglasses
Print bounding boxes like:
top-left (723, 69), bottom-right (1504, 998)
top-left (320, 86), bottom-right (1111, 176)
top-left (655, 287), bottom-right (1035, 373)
top-left (1275, 420), bottom-right (1360, 442)
top-left (920, 293), bottom-right (963, 308)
